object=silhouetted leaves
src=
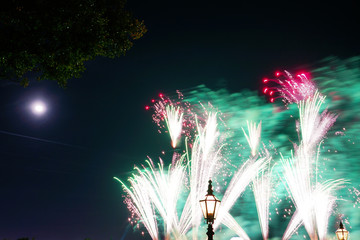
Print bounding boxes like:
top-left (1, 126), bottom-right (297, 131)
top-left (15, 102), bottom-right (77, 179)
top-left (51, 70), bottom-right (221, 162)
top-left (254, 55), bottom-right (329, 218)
top-left (0, 0), bottom-right (146, 87)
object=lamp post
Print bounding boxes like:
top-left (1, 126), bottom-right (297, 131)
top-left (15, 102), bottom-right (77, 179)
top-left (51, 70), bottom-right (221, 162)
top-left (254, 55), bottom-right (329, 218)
top-left (199, 179), bottom-right (221, 240)
top-left (335, 221), bottom-right (349, 240)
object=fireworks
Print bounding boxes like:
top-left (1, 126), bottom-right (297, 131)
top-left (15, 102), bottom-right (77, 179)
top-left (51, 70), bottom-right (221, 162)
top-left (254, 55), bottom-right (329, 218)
top-left (253, 165), bottom-right (272, 240)
top-left (279, 73), bottom-right (344, 240)
top-left (213, 157), bottom-right (269, 238)
top-left (115, 63), bottom-right (360, 239)
top-left (180, 112), bottom-right (223, 239)
top-left (115, 157), bottom-right (187, 240)
top-left (164, 105), bottom-right (184, 148)
top-left (242, 121), bottom-right (262, 157)
top-left (263, 70), bottom-right (317, 104)
top-left (298, 91), bottom-right (337, 153)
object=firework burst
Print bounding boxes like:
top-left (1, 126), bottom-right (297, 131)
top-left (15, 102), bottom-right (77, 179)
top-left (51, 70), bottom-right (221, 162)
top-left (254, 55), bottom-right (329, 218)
top-left (214, 156), bottom-right (270, 237)
top-left (242, 121), bottom-right (262, 157)
top-left (263, 70), bottom-right (317, 104)
top-left (253, 165), bottom-right (273, 240)
top-left (116, 66), bottom-right (358, 239)
top-left (297, 91), bottom-right (337, 153)
top-left (115, 156), bottom-right (187, 240)
top-left (182, 112), bottom-right (222, 239)
top-left (164, 105), bottom-right (184, 148)
top-left (276, 73), bottom-right (345, 240)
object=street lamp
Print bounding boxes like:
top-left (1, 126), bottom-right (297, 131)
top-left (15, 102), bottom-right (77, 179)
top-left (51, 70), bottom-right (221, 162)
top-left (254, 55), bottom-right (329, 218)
top-left (199, 179), bottom-right (221, 240)
top-left (336, 221), bottom-right (349, 240)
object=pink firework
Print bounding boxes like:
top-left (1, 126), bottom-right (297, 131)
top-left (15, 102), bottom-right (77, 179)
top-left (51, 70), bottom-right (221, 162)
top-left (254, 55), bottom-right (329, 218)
top-left (262, 70), bottom-right (317, 104)
top-left (147, 91), bottom-right (223, 146)
top-left (148, 91), bottom-right (198, 145)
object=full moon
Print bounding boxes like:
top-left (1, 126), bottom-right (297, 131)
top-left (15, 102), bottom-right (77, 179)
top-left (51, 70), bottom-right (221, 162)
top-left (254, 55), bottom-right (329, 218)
top-left (30, 100), bottom-right (47, 115)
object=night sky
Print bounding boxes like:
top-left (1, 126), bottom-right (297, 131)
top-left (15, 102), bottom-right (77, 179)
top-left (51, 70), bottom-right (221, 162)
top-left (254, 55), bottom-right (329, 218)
top-left (1, 1), bottom-right (359, 239)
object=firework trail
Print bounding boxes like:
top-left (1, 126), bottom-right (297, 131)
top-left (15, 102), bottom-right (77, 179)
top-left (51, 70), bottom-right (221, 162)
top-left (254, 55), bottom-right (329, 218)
top-left (282, 209), bottom-right (302, 240)
top-left (117, 59), bottom-right (360, 239)
top-left (196, 112), bottom-right (220, 160)
top-left (241, 120), bottom-right (272, 240)
top-left (115, 156), bottom-right (187, 240)
top-left (118, 107), bottom-right (224, 240)
top-left (273, 72), bottom-right (345, 240)
top-left (281, 150), bottom-right (345, 240)
top-left (297, 91), bottom-right (337, 154)
top-left (114, 171), bottom-right (159, 240)
top-left (164, 105), bottom-right (184, 148)
top-left (281, 147), bottom-right (317, 240)
top-left (213, 156), bottom-right (270, 239)
top-left (151, 93), bottom-right (197, 147)
top-left (281, 177), bottom-right (346, 240)
top-left (146, 158), bottom-right (186, 239)
top-left (263, 70), bottom-right (317, 104)
top-left (313, 179), bottom-right (346, 240)
top-left (253, 166), bottom-right (272, 240)
top-left (221, 212), bottom-right (249, 239)
top-left (181, 112), bottom-right (222, 239)
top-left (242, 121), bottom-right (262, 157)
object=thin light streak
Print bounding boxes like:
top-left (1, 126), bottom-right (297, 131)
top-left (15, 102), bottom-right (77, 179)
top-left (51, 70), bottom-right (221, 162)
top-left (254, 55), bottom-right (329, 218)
top-left (165, 105), bottom-right (184, 148)
top-left (253, 166), bottom-right (272, 240)
top-left (242, 121), bottom-right (262, 157)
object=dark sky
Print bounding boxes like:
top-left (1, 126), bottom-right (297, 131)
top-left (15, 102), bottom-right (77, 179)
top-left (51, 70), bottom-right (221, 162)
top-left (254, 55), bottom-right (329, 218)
top-left (0, 0), bottom-right (359, 239)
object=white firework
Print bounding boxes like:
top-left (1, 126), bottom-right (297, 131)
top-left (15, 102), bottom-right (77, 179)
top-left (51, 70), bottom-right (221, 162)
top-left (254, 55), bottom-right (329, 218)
top-left (165, 105), bottom-right (184, 148)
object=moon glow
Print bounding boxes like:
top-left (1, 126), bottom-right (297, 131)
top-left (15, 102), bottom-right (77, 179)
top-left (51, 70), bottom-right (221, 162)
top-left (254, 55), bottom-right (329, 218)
top-left (31, 101), bottom-right (47, 115)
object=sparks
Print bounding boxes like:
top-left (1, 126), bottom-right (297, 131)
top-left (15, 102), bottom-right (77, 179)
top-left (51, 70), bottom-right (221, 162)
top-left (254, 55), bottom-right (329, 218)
top-left (115, 73), bottom-right (355, 239)
top-left (164, 105), bottom-right (184, 148)
top-left (262, 70), bottom-right (317, 104)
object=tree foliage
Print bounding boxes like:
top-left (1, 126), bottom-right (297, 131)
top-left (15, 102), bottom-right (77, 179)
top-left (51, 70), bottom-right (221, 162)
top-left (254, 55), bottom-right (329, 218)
top-left (0, 0), bottom-right (146, 87)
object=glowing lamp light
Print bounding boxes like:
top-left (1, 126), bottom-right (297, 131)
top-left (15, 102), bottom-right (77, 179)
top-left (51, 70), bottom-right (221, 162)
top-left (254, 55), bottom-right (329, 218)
top-left (151, 99), bottom-right (155, 103)
top-left (263, 78), bottom-right (268, 83)
top-left (270, 98), bottom-right (274, 103)
top-left (159, 93), bottom-right (163, 98)
top-left (336, 221), bottom-right (349, 240)
top-left (275, 71), bottom-right (281, 77)
top-left (263, 88), bottom-right (268, 93)
top-left (145, 106), bottom-right (150, 110)
top-left (200, 179), bottom-right (221, 240)
top-left (199, 180), bottom-right (221, 224)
